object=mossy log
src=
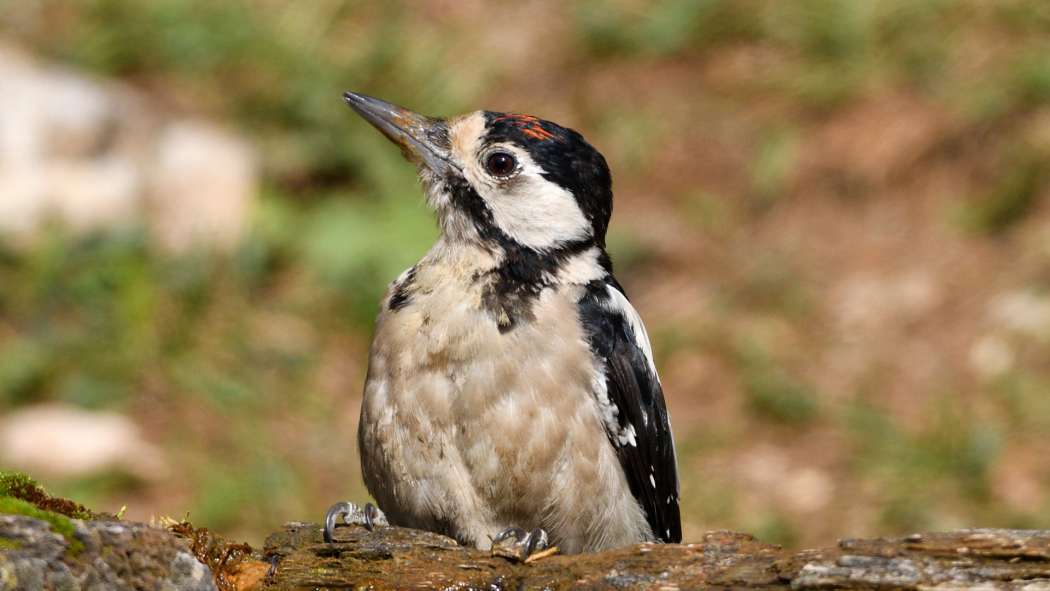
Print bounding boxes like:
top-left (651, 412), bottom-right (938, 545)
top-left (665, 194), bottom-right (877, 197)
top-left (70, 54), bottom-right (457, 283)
top-left (265, 522), bottom-right (1050, 590)
top-left (3, 515), bottom-right (1050, 590)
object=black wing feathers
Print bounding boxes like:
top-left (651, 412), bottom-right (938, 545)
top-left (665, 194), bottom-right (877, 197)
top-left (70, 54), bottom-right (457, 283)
top-left (579, 279), bottom-right (682, 543)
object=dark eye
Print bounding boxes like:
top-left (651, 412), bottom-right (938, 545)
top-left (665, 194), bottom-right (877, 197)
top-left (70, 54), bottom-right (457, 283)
top-left (486, 152), bottom-right (516, 176)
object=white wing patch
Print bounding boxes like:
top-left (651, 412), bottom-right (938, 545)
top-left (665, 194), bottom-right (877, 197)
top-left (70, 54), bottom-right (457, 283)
top-left (621, 423), bottom-right (638, 447)
top-left (592, 369), bottom-right (638, 448)
top-left (603, 285), bottom-right (661, 384)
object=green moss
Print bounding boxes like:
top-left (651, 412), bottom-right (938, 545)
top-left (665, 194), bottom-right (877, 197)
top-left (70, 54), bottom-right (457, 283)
top-left (0, 471), bottom-right (37, 498)
top-left (0, 470), bottom-right (92, 520)
top-left (0, 496), bottom-right (84, 556)
top-left (0, 538), bottom-right (23, 549)
top-left (0, 470), bottom-right (93, 556)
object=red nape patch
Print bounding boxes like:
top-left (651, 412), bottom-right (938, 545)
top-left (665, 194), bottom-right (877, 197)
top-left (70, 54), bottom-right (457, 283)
top-left (495, 114), bottom-right (556, 140)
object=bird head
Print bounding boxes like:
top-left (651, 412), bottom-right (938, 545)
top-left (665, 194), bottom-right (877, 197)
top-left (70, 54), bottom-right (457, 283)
top-left (343, 93), bottom-right (613, 256)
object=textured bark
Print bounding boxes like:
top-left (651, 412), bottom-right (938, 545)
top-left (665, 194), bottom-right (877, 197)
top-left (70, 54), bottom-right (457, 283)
top-left (265, 523), bottom-right (1050, 590)
top-left (4, 514), bottom-right (1050, 590)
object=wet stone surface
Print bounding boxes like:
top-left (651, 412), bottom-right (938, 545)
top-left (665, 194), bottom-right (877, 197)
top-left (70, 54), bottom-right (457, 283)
top-left (0, 515), bottom-right (217, 591)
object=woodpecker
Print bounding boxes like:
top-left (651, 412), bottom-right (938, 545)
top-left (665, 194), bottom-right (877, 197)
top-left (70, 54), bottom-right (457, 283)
top-left (325, 92), bottom-right (681, 556)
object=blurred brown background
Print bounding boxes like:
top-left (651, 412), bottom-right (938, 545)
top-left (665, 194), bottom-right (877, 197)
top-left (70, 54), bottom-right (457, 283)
top-left (1, 0), bottom-right (1049, 550)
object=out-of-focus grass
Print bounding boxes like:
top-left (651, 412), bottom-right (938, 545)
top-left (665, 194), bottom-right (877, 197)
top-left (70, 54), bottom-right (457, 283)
top-left (741, 355), bottom-right (820, 427)
top-left (954, 153), bottom-right (1047, 235)
top-left (749, 126), bottom-right (801, 211)
top-left (0, 213), bottom-right (358, 410)
top-left (576, 0), bottom-right (1050, 114)
top-left (844, 397), bottom-right (1018, 533)
top-left (575, 0), bottom-right (763, 57)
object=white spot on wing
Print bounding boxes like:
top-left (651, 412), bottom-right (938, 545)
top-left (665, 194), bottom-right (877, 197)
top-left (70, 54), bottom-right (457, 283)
top-left (649, 474), bottom-right (656, 488)
top-left (592, 367), bottom-right (638, 448)
top-left (592, 369), bottom-right (619, 437)
top-left (620, 423), bottom-right (637, 447)
top-left (598, 284), bottom-right (683, 503)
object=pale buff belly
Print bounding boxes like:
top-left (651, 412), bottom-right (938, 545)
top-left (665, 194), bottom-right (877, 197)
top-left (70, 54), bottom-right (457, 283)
top-left (357, 278), bottom-right (650, 553)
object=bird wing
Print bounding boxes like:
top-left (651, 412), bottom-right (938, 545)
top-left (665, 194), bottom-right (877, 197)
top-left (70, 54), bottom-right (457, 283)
top-left (578, 279), bottom-right (682, 543)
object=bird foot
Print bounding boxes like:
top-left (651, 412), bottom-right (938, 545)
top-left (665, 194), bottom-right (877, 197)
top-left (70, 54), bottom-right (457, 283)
top-left (491, 526), bottom-right (557, 562)
top-left (323, 501), bottom-right (388, 542)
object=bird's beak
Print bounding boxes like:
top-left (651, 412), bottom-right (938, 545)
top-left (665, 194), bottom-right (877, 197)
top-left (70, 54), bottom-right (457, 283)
top-left (343, 92), bottom-right (452, 174)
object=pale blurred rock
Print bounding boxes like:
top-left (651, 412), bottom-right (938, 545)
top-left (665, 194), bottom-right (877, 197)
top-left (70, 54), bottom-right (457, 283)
top-left (0, 403), bottom-right (169, 481)
top-left (834, 271), bottom-right (943, 335)
top-left (0, 171), bottom-right (49, 235)
top-left (989, 291), bottom-right (1050, 341)
top-left (50, 156), bottom-right (141, 232)
top-left (740, 443), bottom-right (788, 487)
top-left (0, 40), bottom-right (257, 250)
top-left (740, 446), bottom-right (834, 514)
top-left (150, 121), bottom-right (257, 252)
top-left (969, 335), bottom-right (1015, 379)
top-left (38, 71), bottom-right (116, 159)
top-left (782, 467), bottom-right (834, 514)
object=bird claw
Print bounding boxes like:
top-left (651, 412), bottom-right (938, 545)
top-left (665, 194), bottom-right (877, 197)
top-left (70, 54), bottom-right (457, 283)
top-left (491, 526), bottom-right (555, 562)
top-left (363, 503), bottom-right (384, 531)
top-left (323, 501), bottom-right (388, 542)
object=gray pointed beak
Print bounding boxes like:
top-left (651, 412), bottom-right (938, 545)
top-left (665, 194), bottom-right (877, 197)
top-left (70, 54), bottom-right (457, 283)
top-left (343, 92), bottom-right (452, 173)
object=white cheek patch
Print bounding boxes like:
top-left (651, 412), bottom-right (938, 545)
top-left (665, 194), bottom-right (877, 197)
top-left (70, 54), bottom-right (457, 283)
top-left (446, 116), bottom-right (592, 250)
top-left (486, 164), bottom-right (591, 250)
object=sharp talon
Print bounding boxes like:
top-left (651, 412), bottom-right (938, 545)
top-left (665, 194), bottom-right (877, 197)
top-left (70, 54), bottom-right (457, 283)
top-left (493, 526), bottom-right (528, 547)
top-left (323, 501), bottom-right (389, 541)
top-left (323, 501), bottom-right (358, 543)
top-left (265, 554), bottom-right (281, 583)
top-left (364, 503), bottom-right (380, 532)
top-left (521, 528), bottom-right (549, 561)
top-left (492, 526), bottom-right (551, 562)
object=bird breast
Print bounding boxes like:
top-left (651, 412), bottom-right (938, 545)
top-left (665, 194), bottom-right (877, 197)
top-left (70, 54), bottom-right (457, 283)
top-left (358, 253), bottom-right (647, 551)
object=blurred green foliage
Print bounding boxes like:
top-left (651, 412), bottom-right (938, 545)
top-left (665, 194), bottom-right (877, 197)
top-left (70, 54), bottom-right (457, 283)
top-left (0, 200), bottom-right (421, 534)
top-left (749, 126), bottom-right (801, 211)
top-left (955, 154), bottom-right (1046, 235)
top-left (742, 360), bottom-right (820, 426)
top-left (845, 398), bottom-right (1014, 532)
top-left (576, 0), bottom-right (1050, 112)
